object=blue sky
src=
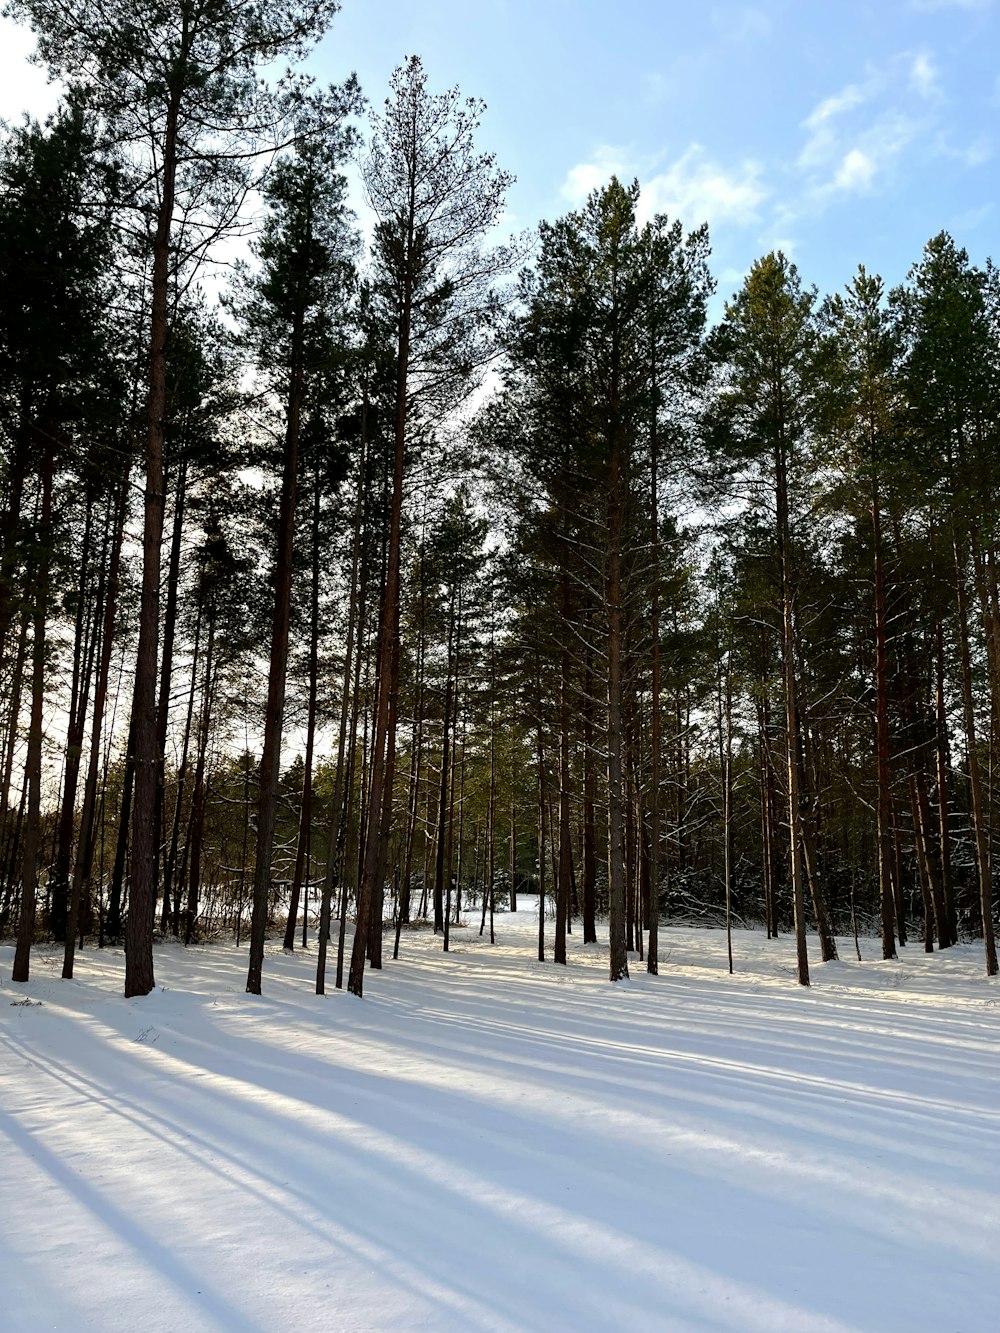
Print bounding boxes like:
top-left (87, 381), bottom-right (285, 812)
top-left (2, 0), bottom-right (996, 310)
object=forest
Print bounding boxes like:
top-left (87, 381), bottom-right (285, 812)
top-left (3, 0), bottom-right (1000, 1003)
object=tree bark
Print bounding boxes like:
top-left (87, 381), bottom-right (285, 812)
top-left (12, 449), bottom-right (53, 983)
top-left (125, 90), bottom-right (181, 999)
top-left (606, 440), bottom-right (629, 983)
top-left (284, 465), bottom-right (322, 951)
top-left (64, 469), bottom-right (129, 977)
top-left (872, 487), bottom-right (898, 959)
top-left (954, 535), bottom-right (998, 974)
top-left (50, 490), bottom-right (96, 942)
top-left (777, 439), bottom-right (809, 987)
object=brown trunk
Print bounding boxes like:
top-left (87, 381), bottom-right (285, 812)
top-left (434, 595), bottom-right (456, 937)
top-left (607, 442), bottom-right (629, 982)
top-left (395, 507), bottom-right (428, 959)
top-left (0, 446), bottom-right (29, 676)
top-left (125, 90), bottom-right (181, 999)
top-left (155, 457), bottom-right (187, 931)
top-left (486, 605), bottom-right (497, 943)
top-left (954, 535), bottom-right (998, 974)
top-left (777, 439), bottom-right (809, 987)
top-left (718, 642), bottom-right (734, 975)
top-left (443, 655), bottom-right (459, 956)
top-left (872, 488), bottom-right (898, 959)
top-left (185, 620), bottom-right (215, 946)
top-left (12, 450), bottom-right (53, 983)
top-left (318, 431), bottom-right (368, 993)
top-left (166, 601), bottom-right (203, 935)
top-left (757, 694), bottom-right (775, 938)
top-left (509, 798), bottom-right (518, 914)
top-left (908, 778), bottom-right (935, 952)
top-left (647, 421), bottom-right (662, 972)
top-left (582, 648), bottom-right (598, 943)
top-left (536, 707), bottom-right (546, 963)
top-left (284, 466), bottom-right (321, 951)
top-left (104, 708), bottom-right (135, 943)
top-left (0, 606), bottom-right (29, 920)
top-left (935, 618), bottom-right (958, 944)
top-left (914, 767), bottom-right (948, 950)
top-left (246, 303), bottom-right (304, 994)
top-left (64, 470), bottom-right (129, 977)
top-left (454, 686), bottom-right (468, 928)
top-left (50, 491), bottom-right (96, 942)
top-left (555, 569), bottom-right (572, 965)
top-left (349, 307), bottom-right (409, 997)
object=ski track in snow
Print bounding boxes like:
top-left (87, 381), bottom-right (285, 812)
top-left (1, 912), bottom-right (998, 1332)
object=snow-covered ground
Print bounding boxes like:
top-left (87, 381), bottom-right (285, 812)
top-left (2, 910), bottom-right (998, 1333)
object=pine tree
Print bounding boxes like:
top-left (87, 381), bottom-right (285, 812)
top-left (348, 55), bottom-right (517, 996)
top-left (239, 118), bottom-right (358, 996)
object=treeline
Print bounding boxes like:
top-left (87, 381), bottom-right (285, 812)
top-left (2, 1), bottom-right (999, 998)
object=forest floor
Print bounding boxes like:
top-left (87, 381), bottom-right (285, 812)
top-left (1, 910), bottom-right (999, 1333)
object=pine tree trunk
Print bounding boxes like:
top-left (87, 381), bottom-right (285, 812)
top-left (0, 606), bottom-right (29, 931)
top-left (606, 442), bottom-right (629, 983)
top-left (104, 707), bottom-right (135, 944)
top-left (909, 779), bottom-right (935, 952)
top-left (536, 711), bottom-right (546, 964)
top-left (454, 687), bottom-right (468, 928)
top-left (395, 509), bottom-right (427, 958)
top-left (777, 440), bottom-right (809, 987)
top-left (125, 93), bottom-right (181, 999)
top-left (165, 601), bottom-right (203, 935)
top-left (154, 458), bottom-right (188, 931)
top-left (184, 621), bottom-right (215, 947)
top-left (348, 234), bottom-right (415, 997)
top-left (935, 618), bottom-right (958, 944)
top-left (50, 491), bottom-right (96, 942)
top-left (487, 605), bottom-right (497, 943)
top-left (434, 597), bottom-right (456, 937)
top-left (0, 444), bottom-right (29, 679)
top-left (285, 467), bottom-right (321, 951)
top-left (555, 570), bottom-right (572, 965)
top-left (64, 471), bottom-right (129, 977)
top-left (12, 450), bottom-right (52, 983)
top-left (914, 766), bottom-right (948, 950)
top-left (647, 427), bottom-right (662, 972)
top-left (873, 488), bottom-right (898, 959)
top-left (327, 448), bottom-right (370, 992)
top-left (582, 650), bottom-right (597, 944)
top-left (246, 308), bottom-right (303, 995)
top-left (954, 535), bottom-right (998, 974)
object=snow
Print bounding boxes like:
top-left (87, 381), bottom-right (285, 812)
top-left (2, 912), bottom-right (999, 1333)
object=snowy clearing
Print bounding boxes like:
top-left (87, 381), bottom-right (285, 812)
top-left (2, 912), bottom-right (999, 1333)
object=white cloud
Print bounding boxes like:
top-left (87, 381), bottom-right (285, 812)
top-left (799, 81), bottom-right (874, 168)
top-left (641, 145), bottom-right (767, 228)
top-left (804, 83), bottom-right (871, 130)
top-left (560, 146), bottom-right (631, 206)
top-left (909, 51), bottom-right (940, 98)
top-left (559, 143), bottom-right (767, 233)
top-left (832, 148), bottom-right (877, 192)
top-left (793, 53), bottom-right (943, 211)
top-left (823, 113), bottom-right (919, 199)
